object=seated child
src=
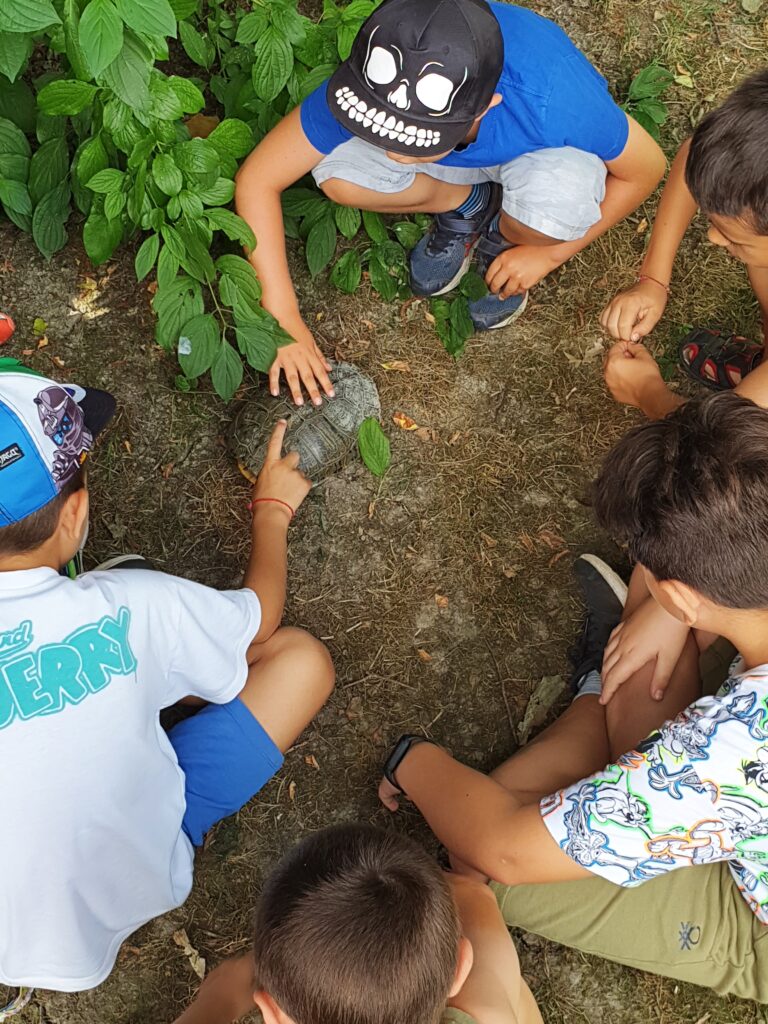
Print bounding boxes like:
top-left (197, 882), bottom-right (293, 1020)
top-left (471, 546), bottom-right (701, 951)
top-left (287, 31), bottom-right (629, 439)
top-left (235, 0), bottom-right (665, 406)
top-left (602, 68), bottom-right (768, 390)
top-left (172, 823), bottom-right (543, 1024)
top-left (378, 391), bottom-right (768, 1001)
top-left (0, 359), bottom-right (334, 992)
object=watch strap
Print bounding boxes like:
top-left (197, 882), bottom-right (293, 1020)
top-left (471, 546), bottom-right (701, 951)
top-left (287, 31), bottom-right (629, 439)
top-left (383, 734), bottom-right (434, 794)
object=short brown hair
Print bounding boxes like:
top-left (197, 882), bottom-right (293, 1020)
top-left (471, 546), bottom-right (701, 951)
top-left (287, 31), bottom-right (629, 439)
top-left (686, 68), bottom-right (768, 234)
top-left (593, 392), bottom-right (768, 608)
top-left (253, 824), bottom-right (460, 1024)
top-left (0, 467), bottom-right (85, 557)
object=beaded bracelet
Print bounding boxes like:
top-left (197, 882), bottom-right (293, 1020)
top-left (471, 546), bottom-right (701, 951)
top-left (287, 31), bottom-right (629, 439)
top-left (637, 273), bottom-right (670, 295)
top-left (247, 497), bottom-right (295, 520)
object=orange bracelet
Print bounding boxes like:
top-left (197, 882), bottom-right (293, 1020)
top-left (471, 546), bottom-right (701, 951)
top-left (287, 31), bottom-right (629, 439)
top-left (247, 497), bottom-right (295, 520)
top-left (637, 273), bottom-right (670, 295)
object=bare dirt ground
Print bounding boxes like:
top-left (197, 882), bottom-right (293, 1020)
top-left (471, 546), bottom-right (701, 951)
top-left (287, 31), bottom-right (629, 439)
top-left (3, 1), bottom-right (768, 1022)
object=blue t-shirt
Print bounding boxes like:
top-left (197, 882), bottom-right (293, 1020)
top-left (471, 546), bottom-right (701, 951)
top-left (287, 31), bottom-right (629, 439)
top-left (300, 3), bottom-right (629, 167)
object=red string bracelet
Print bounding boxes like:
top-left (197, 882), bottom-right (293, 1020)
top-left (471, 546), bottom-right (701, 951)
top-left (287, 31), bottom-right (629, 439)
top-left (247, 497), bottom-right (295, 520)
top-left (637, 273), bottom-right (670, 295)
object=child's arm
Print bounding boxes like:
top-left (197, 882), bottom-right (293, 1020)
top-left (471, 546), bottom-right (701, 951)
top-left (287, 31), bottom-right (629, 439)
top-left (486, 116), bottom-right (666, 298)
top-left (171, 954), bottom-right (255, 1024)
top-left (448, 876), bottom-right (543, 1024)
top-left (379, 744), bottom-right (590, 886)
top-left (242, 420), bottom-right (311, 644)
top-left (748, 264), bottom-right (768, 339)
top-left (601, 139), bottom-right (696, 342)
top-left (235, 108), bottom-right (334, 407)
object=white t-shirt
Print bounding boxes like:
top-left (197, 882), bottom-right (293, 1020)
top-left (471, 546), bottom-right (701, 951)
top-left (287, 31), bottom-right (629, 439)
top-left (0, 566), bottom-right (260, 991)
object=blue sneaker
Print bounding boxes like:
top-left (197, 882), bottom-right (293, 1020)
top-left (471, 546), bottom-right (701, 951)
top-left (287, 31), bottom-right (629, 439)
top-left (409, 183), bottom-right (501, 297)
top-left (468, 222), bottom-right (529, 331)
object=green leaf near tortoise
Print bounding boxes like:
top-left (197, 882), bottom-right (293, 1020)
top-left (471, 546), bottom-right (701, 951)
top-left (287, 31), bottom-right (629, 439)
top-left (362, 209), bottom-right (388, 243)
top-left (177, 312), bottom-right (220, 378)
top-left (78, 0), bottom-right (123, 78)
top-left (211, 339), bottom-right (244, 402)
top-left (392, 220), bottom-right (422, 250)
top-left (207, 118), bottom-right (254, 161)
top-left (358, 417), bottom-right (391, 478)
top-left (459, 271), bottom-right (488, 301)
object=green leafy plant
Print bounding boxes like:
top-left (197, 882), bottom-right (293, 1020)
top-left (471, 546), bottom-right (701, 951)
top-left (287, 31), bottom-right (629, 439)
top-left (357, 416), bottom-right (390, 477)
top-left (621, 63), bottom-right (674, 142)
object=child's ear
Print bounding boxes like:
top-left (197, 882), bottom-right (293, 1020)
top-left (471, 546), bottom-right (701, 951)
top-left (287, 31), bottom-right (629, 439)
top-left (658, 579), bottom-right (702, 627)
top-left (254, 990), bottom-right (294, 1024)
top-left (59, 487), bottom-right (90, 546)
top-left (476, 93), bottom-right (503, 120)
top-left (448, 936), bottom-right (474, 998)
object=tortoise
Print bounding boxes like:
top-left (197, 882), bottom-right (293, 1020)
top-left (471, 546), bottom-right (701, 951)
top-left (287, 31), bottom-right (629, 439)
top-left (230, 361), bottom-right (381, 485)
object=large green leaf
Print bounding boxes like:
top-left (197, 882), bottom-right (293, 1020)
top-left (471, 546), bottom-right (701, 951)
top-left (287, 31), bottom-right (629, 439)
top-left (153, 274), bottom-right (203, 349)
top-left (0, 79), bottom-right (35, 133)
top-left (167, 75), bottom-right (204, 114)
top-left (178, 312), bottom-right (219, 378)
top-left (330, 249), bottom-right (361, 294)
top-left (235, 319), bottom-right (278, 373)
top-left (252, 25), bottom-right (292, 103)
top-left (197, 177), bottom-right (234, 206)
top-left (333, 204), bottom-right (361, 240)
top-left (172, 137), bottom-right (219, 176)
top-left (211, 340), bottom-right (243, 401)
top-left (74, 135), bottom-right (109, 186)
top-left (152, 152), bottom-right (183, 196)
top-left (0, 178), bottom-right (32, 216)
top-left (156, 245), bottom-right (179, 289)
top-left (62, 0), bottom-right (90, 81)
top-left (0, 31), bottom-right (33, 83)
top-left (305, 209), bottom-right (336, 276)
top-left (178, 20), bottom-right (214, 69)
top-left (83, 207), bottom-right (123, 264)
top-left (362, 209), bottom-right (387, 243)
top-left (0, 0), bottom-right (60, 33)
top-left (357, 418), bottom-right (390, 477)
top-left (32, 181), bottom-right (71, 259)
top-left (0, 117), bottom-right (31, 158)
top-left (114, 0), bottom-right (176, 38)
top-left (134, 232), bottom-right (159, 280)
top-left (100, 30), bottom-right (152, 112)
top-left (29, 137), bottom-right (68, 205)
top-left (207, 118), bottom-right (254, 160)
top-left (86, 167), bottom-right (125, 194)
top-left (0, 153), bottom-right (29, 183)
top-left (79, 0), bottom-right (123, 78)
top-left (167, 0), bottom-right (197, 17)
top-left (235, 9), bottom-right (268, 43)
top-left (38, 80), bottom-right (97, 116)
top-left (205, 208), bottom-right (255, 249)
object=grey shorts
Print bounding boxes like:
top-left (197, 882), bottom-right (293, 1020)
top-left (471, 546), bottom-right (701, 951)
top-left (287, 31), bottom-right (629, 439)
top-left (312, 138), bottom-right (607, 242)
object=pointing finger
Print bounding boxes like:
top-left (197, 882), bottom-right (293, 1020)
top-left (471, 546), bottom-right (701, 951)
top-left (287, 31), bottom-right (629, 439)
top-left (266, 419), bottom-right (288, 461)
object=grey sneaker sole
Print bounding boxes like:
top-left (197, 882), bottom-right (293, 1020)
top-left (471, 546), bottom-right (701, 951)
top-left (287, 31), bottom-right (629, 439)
top-left (93, 554), bottom-right (151, 571)
top-left (577, 554), bottom-right (628, 606)
top-left (481, 289), bottom-right (529, 330)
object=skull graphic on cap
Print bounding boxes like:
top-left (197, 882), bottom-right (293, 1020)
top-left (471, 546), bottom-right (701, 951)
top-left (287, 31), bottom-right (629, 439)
top-left (34, 385), bottom-right (92, 484)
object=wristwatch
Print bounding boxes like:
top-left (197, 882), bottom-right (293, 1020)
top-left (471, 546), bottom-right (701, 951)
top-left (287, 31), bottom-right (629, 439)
top-left (383, 734), bottom-right (435, 794)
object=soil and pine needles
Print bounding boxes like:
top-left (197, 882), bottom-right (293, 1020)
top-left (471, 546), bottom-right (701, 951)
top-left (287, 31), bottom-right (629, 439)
top-left (2, 0), bottom-right (768, 1022)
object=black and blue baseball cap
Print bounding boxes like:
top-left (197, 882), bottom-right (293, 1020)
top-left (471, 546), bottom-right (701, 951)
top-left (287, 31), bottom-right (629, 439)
top-left (0, 359), bottom-right (115, 527)
top-left (328, 0), bottom-right (504, 156)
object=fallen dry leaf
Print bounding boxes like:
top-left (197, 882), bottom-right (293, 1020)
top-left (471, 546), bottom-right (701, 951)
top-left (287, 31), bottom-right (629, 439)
top-left (448, 431), bottom-right (462, 445)
top-left (51, 355), bottom-right (65, 368)
top-left (414, 426), bottom-right (437, 443)
top-left (537, 528), bottom-right (565, 550)
top-left (185, 113), bottom-right (219, 138)
top-left (367, 501), bottom-right (376, 519)
top-left (434, 593), bottom-right (449, 609)
top-left (37, 335), bottom-right (49, 348)
top-left (362, 319), bottom-right (374, 331)
top-left (381, 360), bottom-right (411, 372)
top-left (548, 548), bottom-right (569, 568)
top-left (393, 411), bottom-right (419, 431)
top-left (288, 780), bottom-right (297, 802)
top-left (146, 281), bottom-right (158, 295)
top-left (172, 929), bottom-right (206, 980)
top-left (304, 754), bottom-right (320, 770)
top-left (480, 532), bottom-right (497, 548)
top-left (123, 439), bottom-right (132, 455)
top-left (161, 463), bottom-right (174, 480)
top-left (424, 311), bottom-right (436, 324)
top-left (635, 217), bottom-right (649, 234)
top-left (417, 649), bottom-right (433, 662)
top-left (518, 532), bottom-right (535, 552)
top-left (503, 565), bottom-right (520, 579)
top-left (21, 348), bottom-right (33, 356)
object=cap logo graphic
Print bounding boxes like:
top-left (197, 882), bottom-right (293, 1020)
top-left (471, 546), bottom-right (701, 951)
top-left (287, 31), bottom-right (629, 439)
top-left (34, 384), bottom-right (92, 485)
top-left (0, 443), bottom-right (24, 471)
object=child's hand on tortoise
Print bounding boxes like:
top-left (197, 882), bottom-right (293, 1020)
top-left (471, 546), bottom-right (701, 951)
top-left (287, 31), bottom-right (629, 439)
top-left (600, 279), bottom-right (668, 343)
top-left (485, 244), bottom-right (560, 297)
top-left (268, 318), bottom-right (334, 408)
top-left (251, 419), bottom-right (311, 521)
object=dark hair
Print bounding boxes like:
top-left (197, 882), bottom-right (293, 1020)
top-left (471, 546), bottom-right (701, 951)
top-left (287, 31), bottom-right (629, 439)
top-left (593, 392), bottom-right (768, 609)
top-left (0, 467), bottom-right (85, 558)
top-left (686, 68), bottom-right (768, 234)
top-left (252, 824), bottom-right (460, 1024)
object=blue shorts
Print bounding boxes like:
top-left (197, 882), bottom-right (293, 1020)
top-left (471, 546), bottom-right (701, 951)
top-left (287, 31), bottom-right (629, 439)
top-left (169, 697), bottom-right (284, 846)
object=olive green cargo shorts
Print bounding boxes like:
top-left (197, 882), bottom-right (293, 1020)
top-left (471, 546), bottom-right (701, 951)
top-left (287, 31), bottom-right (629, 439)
top-left (492, 640), bottom-right (768, 1002)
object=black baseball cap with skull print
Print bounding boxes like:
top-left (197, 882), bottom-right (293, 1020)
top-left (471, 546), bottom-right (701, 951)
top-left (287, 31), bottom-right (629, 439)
top-left (327, 0), bottom-right (504, 157)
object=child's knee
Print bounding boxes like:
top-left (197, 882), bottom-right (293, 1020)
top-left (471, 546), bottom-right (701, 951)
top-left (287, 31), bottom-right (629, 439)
top-left (274, 626), bottom-right (335, 698)
top-left (318, 176), bottom-right (353, 204)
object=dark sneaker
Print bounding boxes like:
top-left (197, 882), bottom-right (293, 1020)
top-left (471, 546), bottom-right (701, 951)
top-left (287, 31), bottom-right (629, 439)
top-left (409, 183), bottom-right (501, 297)
top-left (568, 555), bottom-right (628, 690)
top-left (468, 221), bottom-right (528, 331)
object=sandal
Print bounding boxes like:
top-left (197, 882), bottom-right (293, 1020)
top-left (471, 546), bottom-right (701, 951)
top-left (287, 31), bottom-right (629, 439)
top-left (678, 326), bottom-right (764, 391)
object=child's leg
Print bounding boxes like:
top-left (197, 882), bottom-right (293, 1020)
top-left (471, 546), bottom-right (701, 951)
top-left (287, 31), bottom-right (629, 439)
top-left (169, 627), bottom-right (333, 847)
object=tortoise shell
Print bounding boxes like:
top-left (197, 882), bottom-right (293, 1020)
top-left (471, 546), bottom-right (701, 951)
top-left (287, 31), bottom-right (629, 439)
top-left (230, 362), bottom-right (381, 484)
